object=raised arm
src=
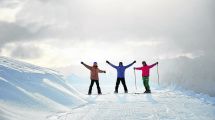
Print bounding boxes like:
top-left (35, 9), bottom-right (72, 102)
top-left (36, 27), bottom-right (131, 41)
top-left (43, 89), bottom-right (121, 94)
top-left (106, 61), bottom-right (117, 69)
top-left (149, 62), bottom-right (158, 68)
top-left (81, 62), bottom-right (92, 70)
top-left (134, 67), bottom-right (142, 70)
top-left (125, 61), bottom-right (136, 68)
top-left (98, 69), bottom-right (106, 73)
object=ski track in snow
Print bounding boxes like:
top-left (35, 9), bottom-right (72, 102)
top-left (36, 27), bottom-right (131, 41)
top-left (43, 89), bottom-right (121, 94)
top-left (48, 90), bottom-right (215, 120)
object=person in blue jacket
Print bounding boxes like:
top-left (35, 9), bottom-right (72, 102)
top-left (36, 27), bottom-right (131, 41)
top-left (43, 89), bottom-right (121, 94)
top-left (106, 60), bottom-right (136, 93)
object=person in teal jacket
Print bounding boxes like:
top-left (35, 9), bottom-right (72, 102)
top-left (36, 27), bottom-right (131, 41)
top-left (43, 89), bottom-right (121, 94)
top-left (106, 60), bottom-right (136, 93)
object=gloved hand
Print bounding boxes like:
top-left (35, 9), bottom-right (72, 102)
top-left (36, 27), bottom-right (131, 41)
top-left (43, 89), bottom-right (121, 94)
top-left (106, 61), bottom-right (110, 64)
top-left (156, 62), bottom-right (159, 65)
top-left (81, 62), bottom-right (84, 64)
top-left (133, 61), bottom-right (136, 63)
top-left (104, 71), bottom-right (106, 73)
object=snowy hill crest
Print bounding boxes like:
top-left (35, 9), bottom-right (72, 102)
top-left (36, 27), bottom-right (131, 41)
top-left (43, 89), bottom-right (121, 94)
top-left (0, 57), bottom-right (86, 120)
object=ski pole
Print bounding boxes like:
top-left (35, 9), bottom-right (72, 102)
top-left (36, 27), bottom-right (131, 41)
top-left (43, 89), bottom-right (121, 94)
top-left (105, 72), bottom-right (108, 82)
top-left (105, 65), bottom-right (109, 82)
top-left (157, 64), bottom-right (160, 86)
top-left (134, 69), bottom-right (137, 90)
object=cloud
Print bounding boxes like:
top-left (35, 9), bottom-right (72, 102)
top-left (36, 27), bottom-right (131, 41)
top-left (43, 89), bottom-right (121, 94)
top-left (0, 0), bottom-right (24, 23)
top-left (0, 0), bottom-right (213, 62)
top-left (0, 21), bottom-right (51, 49)
top-left (0, 0), bottom-right (22, 8)
top-left (10, 44), bottom-right (42, 59)
top-left (0, 0), bottom-right (214, 60)
top-left (0, 22), bottom-right (32, 44)
top-left (0, 0), bottom-right (215, 95)
top-left (160, 55), bottom-right (215, 96)
top-left (12, 0), bottom-right (215, 55)
top-left (0, 41), bottom-right (44, 60)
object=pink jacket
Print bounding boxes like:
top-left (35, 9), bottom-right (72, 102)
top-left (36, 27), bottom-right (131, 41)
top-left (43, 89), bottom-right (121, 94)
top-left (135, 63), bottom-right (157, 77)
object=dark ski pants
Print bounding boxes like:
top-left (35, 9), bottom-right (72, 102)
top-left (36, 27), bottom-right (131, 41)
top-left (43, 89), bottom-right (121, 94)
top-left (115, 78), bottom-right (128, 93)
top-left (88, 80), bottom-right (101, 94)
top-left (142, 76), bottom-right (150, 91)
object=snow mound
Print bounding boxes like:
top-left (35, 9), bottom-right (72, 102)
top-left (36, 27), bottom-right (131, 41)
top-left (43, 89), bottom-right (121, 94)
top-left (0, 56), bottom-right (86, 119)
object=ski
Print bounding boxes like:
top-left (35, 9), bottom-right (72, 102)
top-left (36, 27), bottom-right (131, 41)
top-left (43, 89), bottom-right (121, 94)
top-left (133, 92), bottom-right (150, 94)
top-left (86, 93), bottom-right (110, 95)
top-left (112, 92), bottom-right (150, 95)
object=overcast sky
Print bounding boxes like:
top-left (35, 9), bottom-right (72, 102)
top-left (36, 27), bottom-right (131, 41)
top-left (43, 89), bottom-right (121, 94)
top-left (0, 0), bottom-right (214, 67)
top-left (0, 0), bottom-right (215, 96)
top-left (0, 0), bottom-right (215, 95)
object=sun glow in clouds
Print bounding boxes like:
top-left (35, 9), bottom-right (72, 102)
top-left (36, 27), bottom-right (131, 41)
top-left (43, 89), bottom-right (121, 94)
top-left (0, 0), bottom-right (24, 23)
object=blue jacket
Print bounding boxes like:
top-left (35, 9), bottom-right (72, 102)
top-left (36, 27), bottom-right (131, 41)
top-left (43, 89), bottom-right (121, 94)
top-left (108, 62), bottom-right (135, 78)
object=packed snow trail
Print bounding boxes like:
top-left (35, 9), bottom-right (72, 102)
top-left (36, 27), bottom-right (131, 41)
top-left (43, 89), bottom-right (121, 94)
top-left (47, 89), bottom-right (215, 120)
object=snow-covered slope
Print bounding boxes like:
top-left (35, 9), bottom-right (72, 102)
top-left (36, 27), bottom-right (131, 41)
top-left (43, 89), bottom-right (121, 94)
top-left (48, 89), bottom-right (215, 120)
top-left (0, 57), bottom-right (86, 120)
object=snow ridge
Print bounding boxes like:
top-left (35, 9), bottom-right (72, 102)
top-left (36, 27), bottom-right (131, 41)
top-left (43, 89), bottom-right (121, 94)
top-left (0, 56), bottom-right (86, 120)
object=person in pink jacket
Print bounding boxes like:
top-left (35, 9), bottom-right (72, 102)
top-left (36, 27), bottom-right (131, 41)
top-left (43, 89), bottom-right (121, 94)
top-left (81, 62), bottom-right (106, 95)
top-left (134, 61), bottom-right (158, 93)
